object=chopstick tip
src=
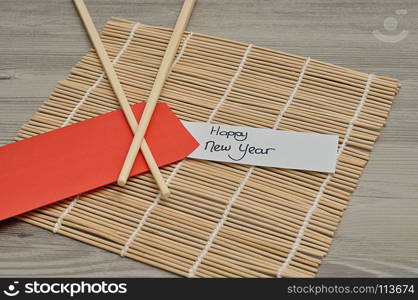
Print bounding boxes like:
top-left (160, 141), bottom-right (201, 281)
top-left (117, 178), bottom-right (127, 186)
top-left (161, 190), bottom-right (171, 200)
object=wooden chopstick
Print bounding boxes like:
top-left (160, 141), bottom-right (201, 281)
top-left (117, 0), bottom-right (196, 186)
top-left (73, 0), bottom-right (170, 199)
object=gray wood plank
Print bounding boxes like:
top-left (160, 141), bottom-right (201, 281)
top-left (0, 0), bottom-right (417, 277)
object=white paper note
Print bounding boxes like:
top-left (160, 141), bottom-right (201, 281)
top-left (182, 121), bottom-right (339, 173)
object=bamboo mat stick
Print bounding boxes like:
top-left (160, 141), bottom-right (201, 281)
top-left (73, 0), bottom-right (170, 198)
top-left (117, 0), bottom-right (196, 185)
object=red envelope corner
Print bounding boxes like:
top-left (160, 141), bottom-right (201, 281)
top-left (0, 103), bottom-right (199, 221)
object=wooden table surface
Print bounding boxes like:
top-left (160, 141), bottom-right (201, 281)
top-left (1, 0), bottom-right (417, 277)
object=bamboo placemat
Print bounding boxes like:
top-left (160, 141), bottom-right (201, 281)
top-left (15, 18), bottom-right (400, 278)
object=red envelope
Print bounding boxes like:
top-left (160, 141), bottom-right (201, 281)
top-left (0, 103), bottom-right (199, 221)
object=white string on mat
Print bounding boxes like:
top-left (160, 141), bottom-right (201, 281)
top-left (52, 22), bottom-right (141, 234)
top-left (187, 165), bottom-right (253, 277)
top-left (61, 74), bottom-right (105, 127)
top-left (208, 44), bottom-right (253, 122)
top-left (339, 73), bottom-right (375, 152)
top-left (53, 195), bottom-right (79, 233)
top-left (170, 32), bottom-right (194, 72)
top-left (119, 32), bottom-right (194, 257)
top-left (119, 160), bottom-right (181, 257)
top-left (276, 73), bottom-right (375, 277)
top-left (273, 57), bottom-right (311, 129)
top-left (61, 22), bottom-right (141, 127)
top-left (187, 56), bottom-right (311, 278)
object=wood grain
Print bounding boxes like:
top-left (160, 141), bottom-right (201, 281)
top-left (0, 0), bottom-right (417, 277)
